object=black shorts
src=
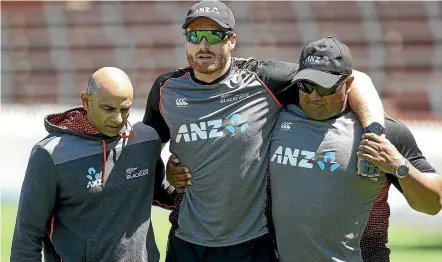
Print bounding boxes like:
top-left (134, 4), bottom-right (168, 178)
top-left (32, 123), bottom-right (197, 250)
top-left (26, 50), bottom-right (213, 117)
top-left (165, 231), bottom-right (278, 262)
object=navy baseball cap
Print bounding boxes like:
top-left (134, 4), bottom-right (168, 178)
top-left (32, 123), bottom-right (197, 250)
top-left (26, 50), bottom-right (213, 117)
top-left (293, 37), bottom-right (353, 88)
top-left (182, 0), bottom-right (235, 30)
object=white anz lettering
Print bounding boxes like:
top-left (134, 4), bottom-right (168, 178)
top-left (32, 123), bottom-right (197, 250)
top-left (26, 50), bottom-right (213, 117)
top-left (87, 179), bottom-right (102, 188)
top-left (305, 55), bottom-right (331, 65)
top-left (176, 125), bottom-right (190, 143)
top-left (208, 119), bottom-right (223, 138)
top-left (190, 122), bottom-right (207, 141)
top-left (282, 147), bottom-right (300, 166)
top-left (271, 146), bottom-right (315, 169)
top-left (299, 150), bottom-right (314, 168)
top-left (271, 146), bottom-right (283, 163)
top-left (194, 7), bottom-right (220, 14)
top-left (176, 119), bottom-right (224, 143)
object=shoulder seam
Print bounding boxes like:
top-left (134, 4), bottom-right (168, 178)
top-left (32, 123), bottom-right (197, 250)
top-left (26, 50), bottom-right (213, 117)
top-left (159, 71), bottom-right (191, 114)
top-left (33, 143), bottom-right (59, 183)
top-left (35, 143), bottom-right (57, 165)
top-left (233, 67), bottom-right (283, 107)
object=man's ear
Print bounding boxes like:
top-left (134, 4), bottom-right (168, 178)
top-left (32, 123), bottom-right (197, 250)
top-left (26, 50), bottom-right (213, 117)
top-left (80, 91), bottom-right (91, 112)
top-left (345, 76), bottom-right (355, 94)
top-left (228, 34), bottom-right (237, 50)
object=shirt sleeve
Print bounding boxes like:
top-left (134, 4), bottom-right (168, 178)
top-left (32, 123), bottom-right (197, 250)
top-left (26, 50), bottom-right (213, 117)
top-left (233, 58), bottom-right (300, 106)
top-left (385, 117), bottom-right (437, 193)
top-left (152, 157), bottom-right (178, 210)
top-left (142, 74), bottom-right (172, 144)
top-left (11, 146), bottom-right (58, 262)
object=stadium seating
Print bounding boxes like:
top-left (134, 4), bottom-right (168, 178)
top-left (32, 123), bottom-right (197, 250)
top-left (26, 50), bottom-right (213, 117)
top-left (1, 1), bottom-right (441, 119)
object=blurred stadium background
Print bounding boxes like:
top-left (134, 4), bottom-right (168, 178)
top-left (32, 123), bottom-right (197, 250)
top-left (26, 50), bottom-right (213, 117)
top-left (1, 1), bottom-right (441, 261)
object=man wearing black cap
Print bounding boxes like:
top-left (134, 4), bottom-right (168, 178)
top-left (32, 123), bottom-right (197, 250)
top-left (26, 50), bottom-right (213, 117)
top-left (269, 37), bottom-right (441, 262)
top-left (143, 1), bottom-right (388, 261)
top-left (181, 0), bottom-right (235, 30)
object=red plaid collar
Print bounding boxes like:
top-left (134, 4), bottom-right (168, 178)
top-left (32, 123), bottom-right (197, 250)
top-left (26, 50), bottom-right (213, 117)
top-left (47, 107), bottom-right (101, 135)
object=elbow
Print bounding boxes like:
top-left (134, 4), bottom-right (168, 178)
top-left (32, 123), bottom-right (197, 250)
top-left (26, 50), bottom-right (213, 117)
top-left (410, 202), bottom-right (442, 216)
top-left (404, 175), bottom-right (442, 215)
top-left (352, 70), bottom-right (374, 86)
top-left (427, 190), bottom-right (442, 216)
top-left (405, 193), bottom-right (442, 215)
top-left (423, 207), bottom-right (441, 216)
top-left (351, 70), bottom-right (381, 104)
top-left (435, 198), bottom-right (442, 215)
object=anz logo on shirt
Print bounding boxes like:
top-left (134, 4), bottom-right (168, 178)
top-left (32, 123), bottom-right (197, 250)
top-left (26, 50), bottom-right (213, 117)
top-left (86, 167), bottom-right (103, 188)
top-left (271, 146), bottom-right (340, 172)
top-left (176, 114), bottom-right (249, 143)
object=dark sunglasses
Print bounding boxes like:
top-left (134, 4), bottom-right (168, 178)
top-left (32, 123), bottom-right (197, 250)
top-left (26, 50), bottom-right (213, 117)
top-left (185, 30), bottom-right (232, 45)
top-left (297, 76), bottom-right (350, 97)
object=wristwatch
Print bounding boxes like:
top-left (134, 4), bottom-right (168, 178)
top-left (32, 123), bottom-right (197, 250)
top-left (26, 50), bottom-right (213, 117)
top-left (394, 158), bottom-right (410, 179)
top-left (364, 122), bottom-right (385, 135)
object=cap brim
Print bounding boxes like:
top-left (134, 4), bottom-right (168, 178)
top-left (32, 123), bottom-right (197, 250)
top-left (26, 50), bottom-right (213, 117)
top-left (182, 16), bottom-right (230, 29)
top-left (292, 68), bottom-right (342, 88)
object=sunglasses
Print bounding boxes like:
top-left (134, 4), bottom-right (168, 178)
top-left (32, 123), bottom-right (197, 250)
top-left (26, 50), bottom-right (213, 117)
top-left (297, 76), bottom-right (349, 97)
top-left (185, 30), bottom-right (232, 45)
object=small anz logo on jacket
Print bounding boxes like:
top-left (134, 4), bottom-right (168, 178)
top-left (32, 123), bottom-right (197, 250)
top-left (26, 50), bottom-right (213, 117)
top-left (126, 168), bottom-right (149, 180)
top-left (86, 167), bottom-right (102, 188)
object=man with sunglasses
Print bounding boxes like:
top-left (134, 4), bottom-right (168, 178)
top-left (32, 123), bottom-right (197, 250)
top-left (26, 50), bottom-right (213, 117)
top-left (269, 37), bottom-right (441, 262)
top-left (142, 1), bottom-right (387, 261)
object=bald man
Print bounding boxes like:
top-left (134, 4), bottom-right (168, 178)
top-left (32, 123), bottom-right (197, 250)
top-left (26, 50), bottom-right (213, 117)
top-left (11, 67), bottom-right (177, 262)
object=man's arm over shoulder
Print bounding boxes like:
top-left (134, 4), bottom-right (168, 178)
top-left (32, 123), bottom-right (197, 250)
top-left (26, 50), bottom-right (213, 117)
top-left (11, 146), bottom-right (58, 262)
top-left (142, 73), bottom-right (174, 144)
top-left (348, 70), bottom-right (385, 128)
top-left (233, 58), bottom-right (300, 106)
top-left (386, 117), bottom-right (442, 215)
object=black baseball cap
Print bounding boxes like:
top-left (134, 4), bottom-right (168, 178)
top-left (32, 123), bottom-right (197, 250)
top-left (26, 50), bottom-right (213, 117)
top-left (293, 36), bottom-right (353, 88)
top-left (182, 0), bottom-right (235, 30)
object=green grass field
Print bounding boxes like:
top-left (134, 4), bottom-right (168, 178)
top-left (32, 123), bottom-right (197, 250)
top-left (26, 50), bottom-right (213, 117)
top-left (2, 203), bottom-right (441, 262)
